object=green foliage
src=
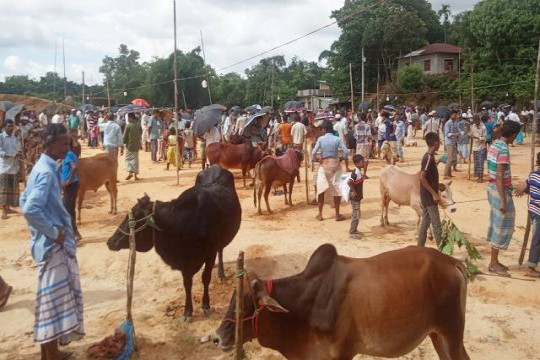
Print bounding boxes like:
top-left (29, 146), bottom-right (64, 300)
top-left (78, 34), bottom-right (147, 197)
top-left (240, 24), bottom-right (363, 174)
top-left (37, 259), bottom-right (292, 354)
top-left (440, 218), bottom-right (481, 281)
top-left (397, 65), bottom-right (425, 92)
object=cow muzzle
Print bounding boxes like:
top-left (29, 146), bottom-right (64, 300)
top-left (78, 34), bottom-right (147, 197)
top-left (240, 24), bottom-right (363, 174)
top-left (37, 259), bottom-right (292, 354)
top-left (211, 333), bottom-right (233, 351)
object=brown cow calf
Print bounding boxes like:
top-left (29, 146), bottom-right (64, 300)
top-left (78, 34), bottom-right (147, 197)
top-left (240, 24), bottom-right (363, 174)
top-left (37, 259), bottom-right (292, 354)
top-left (77, 153), bottom-right (118, 224)
top-left (206, 142), bottom-right (266, 188)
top-left (213, 244), bottom-right (469, 360)
top-left (253, 149), bottom-right (303, 214)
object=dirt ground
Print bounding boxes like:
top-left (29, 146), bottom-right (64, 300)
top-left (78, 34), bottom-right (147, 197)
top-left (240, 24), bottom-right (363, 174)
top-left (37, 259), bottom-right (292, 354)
top-left (1, 136), bottom-right (539, 360)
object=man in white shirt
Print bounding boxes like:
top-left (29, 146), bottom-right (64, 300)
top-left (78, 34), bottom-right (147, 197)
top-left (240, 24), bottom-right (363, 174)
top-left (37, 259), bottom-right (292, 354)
top-left (38, 112), bottom-right (48, 127)
top-left (507, 108), bottom-right (521, 123)
top-left (204, 125), bottom-right (221, 145)
top-left (422, 111), bottom-right (440, 138)
top-left (51, 111), bottom-right (63, 124)
top-left (291, 114), bottom-right (307, 150)
top-left (235, 114), bottom-right (247, 135)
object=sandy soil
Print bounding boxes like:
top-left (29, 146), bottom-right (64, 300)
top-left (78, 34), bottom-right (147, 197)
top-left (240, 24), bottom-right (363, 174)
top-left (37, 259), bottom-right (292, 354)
top-left (1, 136), bottom-right (539, 360)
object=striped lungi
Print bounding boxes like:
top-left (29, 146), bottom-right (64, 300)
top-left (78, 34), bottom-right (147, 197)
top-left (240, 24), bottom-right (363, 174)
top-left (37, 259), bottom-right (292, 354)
top-left (316, 158), bottom-right (342, 197)
top-left (473, 148), bottom-right (486, 178)
top-left (125, 150), bottom-right (139, 174)
top-left (356, 144), bottom-right (371, 159)
top-left (487, 183), bottom-right (515, 250)
top-left (34, 247), bottom-right (84, 345)
top-left (0, 173), bottom-right (19, 207)
top-left (105, 146), bottom-right (119, 159)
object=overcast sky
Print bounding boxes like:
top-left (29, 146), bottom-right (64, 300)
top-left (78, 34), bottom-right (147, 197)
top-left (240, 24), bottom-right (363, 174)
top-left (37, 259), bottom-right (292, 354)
top-left (0, 0), bottom-right (477, 85)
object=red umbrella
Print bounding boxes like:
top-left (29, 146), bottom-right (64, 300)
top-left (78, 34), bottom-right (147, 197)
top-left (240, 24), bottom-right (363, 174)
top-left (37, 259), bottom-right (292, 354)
top-left (131, 98), bottom-right (149, 107)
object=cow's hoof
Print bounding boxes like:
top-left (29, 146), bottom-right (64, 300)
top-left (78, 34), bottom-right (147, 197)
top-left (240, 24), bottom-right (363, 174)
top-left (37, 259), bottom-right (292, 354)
top-left (183, 315), bottom-right (192, 323)
top-left (202, 308), bottom-right (212, 317)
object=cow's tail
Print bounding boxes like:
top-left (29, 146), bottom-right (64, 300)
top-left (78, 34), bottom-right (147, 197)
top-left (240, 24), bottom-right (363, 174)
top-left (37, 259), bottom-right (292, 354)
top-left (253, 161), bottom-right (260, 208)
top-left (455, 260), bottom-right (469, 322)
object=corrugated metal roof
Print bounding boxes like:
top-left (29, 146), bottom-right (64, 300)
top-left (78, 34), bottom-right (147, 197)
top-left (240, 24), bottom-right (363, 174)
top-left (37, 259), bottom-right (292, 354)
top-left (400, 43), bottom-right (461, 59)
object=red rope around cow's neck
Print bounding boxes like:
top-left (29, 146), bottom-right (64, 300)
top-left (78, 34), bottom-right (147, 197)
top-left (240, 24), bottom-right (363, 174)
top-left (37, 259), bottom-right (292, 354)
top-left (223, 278), bottom-right (273, 339)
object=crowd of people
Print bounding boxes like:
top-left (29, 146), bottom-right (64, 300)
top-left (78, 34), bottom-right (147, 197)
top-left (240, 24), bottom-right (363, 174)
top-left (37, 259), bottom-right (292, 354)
top-left (1, 100), bottom-right (540, 360)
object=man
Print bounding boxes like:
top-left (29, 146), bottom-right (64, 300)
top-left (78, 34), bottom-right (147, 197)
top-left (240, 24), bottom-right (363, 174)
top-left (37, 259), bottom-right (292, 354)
top-left (311, 120), bottom-right (348, 222)
top-left (486, 120), bottom-right (521, 276)
top-left (443, 110), bottom-right (460, 179)
top-left (20, 124), bottom-right (84, 360)
top-left (39, 111), bottom-right (48, 128)
top-left (0, 120), bottom-right (21, 219)
top-left (333, 114), bottom-right (349, 169)
top-left (51, 111), bottom-right (63, 124)
top-left (382, 113), bottom-right (397, 164)
top-left (457, 114), bottom-right (470, 164)
top-left (420, 109), bottom-right (428, 128)
top-left (103, 113), bottom-right (123, 159)
top-left (471, 115), bottom-right (487, 183)
top-left (141, 111), bottom-right (150, 152)
top-left (418, 132), bottom-right (442, 247)
top-left (423, 110), bottom-right (440, 137)
top-left (395, 115), bottom-right (406, 162)
top-left (278, 116), bottom-right (293, 151)
top-left (67, 110), bottom-right (80, 137)
top-left (234, 112), bottom-right (247, 135)
top-left (375, 112), bottom-right (386, 158)
top-left (354, 113), bottom-right (371, 177)
top-left (149, 110), bottom-right (162, 162)
top-left (124, 113), bottom-right (142, 181)
top-left (204, 125), bottom-right (221, 146)
top-left (291, 113), bottom-right (307, 150)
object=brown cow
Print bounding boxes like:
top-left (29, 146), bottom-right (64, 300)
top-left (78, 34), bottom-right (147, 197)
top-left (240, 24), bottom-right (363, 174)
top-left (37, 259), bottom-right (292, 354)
top-left (77, 153), bottom-right (118, 223)
top-left (206, 142), bottom-right (266, 188)
top-left (253, 149), bottom-right (303, 214)
top-left (213, 244), bottom-right (469, 360)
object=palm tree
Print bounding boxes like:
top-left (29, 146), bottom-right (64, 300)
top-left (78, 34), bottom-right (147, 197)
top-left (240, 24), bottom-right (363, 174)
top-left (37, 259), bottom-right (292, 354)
top-left (438, 3), bottom-right (452, 43)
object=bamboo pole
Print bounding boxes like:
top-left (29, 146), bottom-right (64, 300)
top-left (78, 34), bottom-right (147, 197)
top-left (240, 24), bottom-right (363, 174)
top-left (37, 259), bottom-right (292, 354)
top-left (519, 37), bottom-right (540, 265)
top-left (127, 211), bottom-right (138, 350)
top-left (467, 136), bottom-right (473, 180)
top-left (234, 251), bottom-right (245, 360)
top-left (173, 0), bottom-right (180, 184)
top-left (304, 139), bottom-right (309, 204)
top-left (349, 63), bottom-right (354, 112)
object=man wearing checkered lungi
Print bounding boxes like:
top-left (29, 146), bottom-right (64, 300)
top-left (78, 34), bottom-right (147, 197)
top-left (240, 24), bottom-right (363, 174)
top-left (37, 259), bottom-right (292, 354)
top-left (20, 124), bottom-right (84, 360)
top-left (486, 120), bottom-right (521, 277)
top-left (471, 115), bottom-right (487, 183)
top-left (0, 119), bottom-right (21, 220)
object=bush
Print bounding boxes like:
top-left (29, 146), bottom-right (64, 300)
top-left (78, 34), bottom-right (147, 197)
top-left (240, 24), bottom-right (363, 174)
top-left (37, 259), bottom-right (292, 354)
top-left (397, 64), bottom-right (425, 92)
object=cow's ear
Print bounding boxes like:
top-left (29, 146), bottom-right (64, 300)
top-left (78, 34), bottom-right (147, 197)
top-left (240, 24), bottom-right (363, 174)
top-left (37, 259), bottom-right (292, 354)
top-left (438, 183), bottom-right (447, 192)
top-left (258, 294), bottom-right (289, 313)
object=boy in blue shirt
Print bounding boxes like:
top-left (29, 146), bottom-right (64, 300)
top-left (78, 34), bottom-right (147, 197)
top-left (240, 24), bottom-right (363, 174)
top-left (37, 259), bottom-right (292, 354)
top-left (61, 137), bottom-right (82, 240)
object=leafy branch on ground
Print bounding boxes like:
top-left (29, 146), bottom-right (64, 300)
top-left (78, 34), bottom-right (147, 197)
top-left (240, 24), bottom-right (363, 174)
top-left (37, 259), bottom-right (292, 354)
top-left (440, 218), bottom-right (481, 281)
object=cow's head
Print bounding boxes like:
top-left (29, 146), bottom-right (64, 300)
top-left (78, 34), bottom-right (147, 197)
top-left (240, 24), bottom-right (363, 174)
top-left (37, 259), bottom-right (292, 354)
top-left (439, 181), bottom-right (456, 212)
top-left (195, 165), bottom-right (235, 189)
top-left (107, 194), bottom-right (155, 252)
top-left (294, 149), bottom-right (304, 163)
top-left (212, 274), bottom-right (288, 351)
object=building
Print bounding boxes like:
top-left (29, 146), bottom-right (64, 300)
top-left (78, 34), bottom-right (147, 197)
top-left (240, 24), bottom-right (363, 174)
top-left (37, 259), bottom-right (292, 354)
top-left (398, 43), bottom-right (461, 75)
top-left (296, 81), bottom-right (334, 112)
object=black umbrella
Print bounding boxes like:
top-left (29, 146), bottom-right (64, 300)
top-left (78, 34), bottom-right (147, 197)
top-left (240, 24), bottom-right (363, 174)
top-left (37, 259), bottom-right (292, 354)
top-left (260, 106), bottom-right (273, 114)
top-left (243, 112), bottom-right (269, 130)
top-left (180, 111), bottom-right (193, 120)
top-left (244, 104), bottom-right (262, 114)
top-left (283, 101), bottom-right (303, 110)
top-left (117, 104), bottom-right (146, 115)
top-left (357, 101), bottom-right (370, 111)
top-left (480, 100), bottom-right (492, 108)
top-left (435, 106), bottom-right (451, 119)
top-left (498, 103), bottom-right (510, 110)
top-left (229, 106), bottom-right (242, 114)
top-left (448, 103), bottom-right (460, 111)
top-left (5, 104), bottom-right (25, 120)
top-left (0, 101), bottom-right (15, 112)
top-left (193, 104), bottom-right (225, 136)
top-left (79, 104), bottom-right (98, 112)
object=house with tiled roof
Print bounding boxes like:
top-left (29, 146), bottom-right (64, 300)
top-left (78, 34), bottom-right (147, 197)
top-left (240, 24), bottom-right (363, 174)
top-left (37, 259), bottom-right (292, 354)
top-left (398, 43), bottom-right (461, 75)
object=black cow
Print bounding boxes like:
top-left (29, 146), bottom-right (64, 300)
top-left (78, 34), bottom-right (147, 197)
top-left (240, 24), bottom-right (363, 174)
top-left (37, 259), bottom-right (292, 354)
top-left (107, 165), bottom-right (242, 320)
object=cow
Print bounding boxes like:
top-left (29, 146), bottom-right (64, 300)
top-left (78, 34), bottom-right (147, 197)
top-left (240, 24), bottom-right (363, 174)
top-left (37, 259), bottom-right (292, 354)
top-left (212, 244), bottom-right (470, 360)
top-left (206, 142), bottom-right (266, 188)
top-left (379, 165), bottom-right (455, 229)
top-left (253, 149), bottom-right (303, 215)
top-left (107, 165), bottom-right (241, 321)
top-left (77, 153), bottom-right (118, 224)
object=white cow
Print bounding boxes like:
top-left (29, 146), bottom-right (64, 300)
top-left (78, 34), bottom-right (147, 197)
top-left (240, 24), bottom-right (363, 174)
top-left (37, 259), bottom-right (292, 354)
top-left (379, 165), bottom-right (455, 229)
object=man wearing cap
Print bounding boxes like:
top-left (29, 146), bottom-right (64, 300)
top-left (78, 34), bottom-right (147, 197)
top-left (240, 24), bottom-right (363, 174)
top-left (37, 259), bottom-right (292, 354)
top-left (443, 110), bottom-right (460, 179)
top-left (68, 110), bottom-right (80, 137)
top-left (423, 110), bottom-right (440, 138)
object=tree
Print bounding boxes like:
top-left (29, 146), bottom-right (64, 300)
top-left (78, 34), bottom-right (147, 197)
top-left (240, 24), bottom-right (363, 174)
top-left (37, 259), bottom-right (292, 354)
top-left (397, 65), bottom-right (425, 92)
top-left (437, 3), bottom-right (451, 43)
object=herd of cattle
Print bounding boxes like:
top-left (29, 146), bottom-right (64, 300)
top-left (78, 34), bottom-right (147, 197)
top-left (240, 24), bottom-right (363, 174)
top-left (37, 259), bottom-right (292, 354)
top-left (22, 126), bottom-right (464, 358)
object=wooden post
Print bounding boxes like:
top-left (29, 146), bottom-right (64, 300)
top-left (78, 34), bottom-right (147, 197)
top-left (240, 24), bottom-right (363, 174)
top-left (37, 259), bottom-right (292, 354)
top-left (304, 140), bottom-right (309, 204)
top-left (127, 211), bottom-right (138, 350)
top-left (234, 251), bottom-right (245, 360)
top-left (173, 0), bottom-right (180, 185)
top-left (458, 49), bottom-right (462, 108)
top-left (106, 79), bottom-right (111, 110)
top-left (349, 63), bottom-right (354, 112)
top-left (470, 63), bottom-right (474, 114)
top-left (519, 37), bottom-right (540, 265)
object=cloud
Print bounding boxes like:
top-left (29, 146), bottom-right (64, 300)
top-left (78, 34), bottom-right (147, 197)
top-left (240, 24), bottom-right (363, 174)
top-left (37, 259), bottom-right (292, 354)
top-left (0, 0), bottom-right (476, 85)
